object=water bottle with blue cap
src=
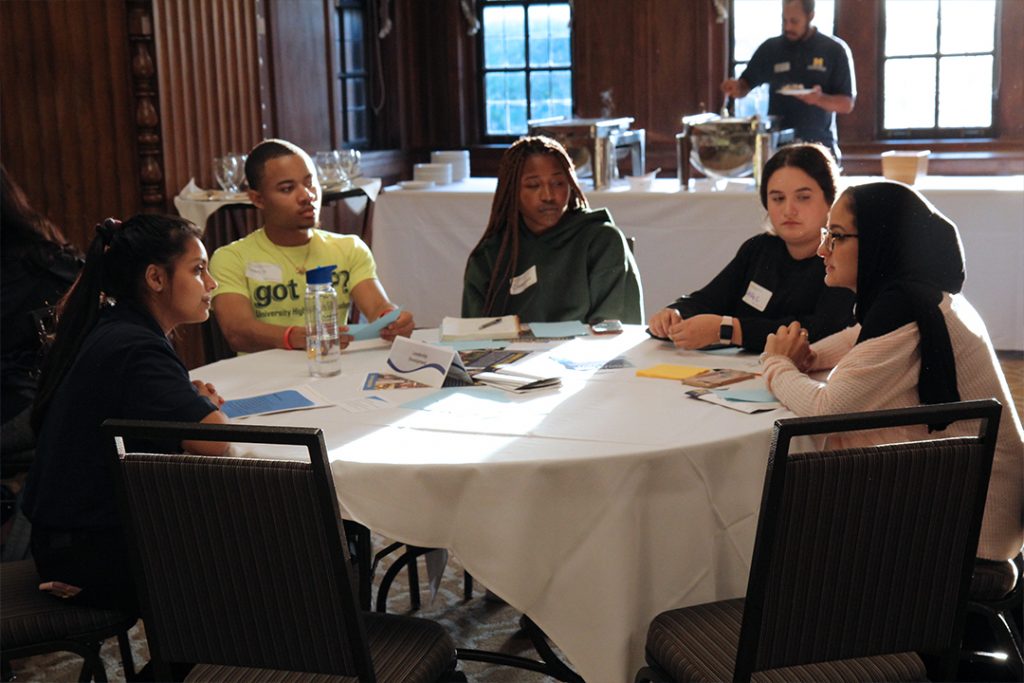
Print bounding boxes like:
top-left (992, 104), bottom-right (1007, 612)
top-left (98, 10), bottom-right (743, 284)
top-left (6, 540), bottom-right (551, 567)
top-left (304, 264), bottom-right (341, 377)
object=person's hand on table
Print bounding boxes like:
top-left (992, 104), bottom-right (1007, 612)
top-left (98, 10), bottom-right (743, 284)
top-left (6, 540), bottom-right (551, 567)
top-left (668, 314), bottom-right (722, 350)
top-left (764, 322), bottom-right (816, 371)
top-left (647, 308), bottom-right (681, 338)
top-left (380, 309), bottom-right (414, 341)
top-left (334, 324), bottom-right (355, 350)
top-left (192, 379), bottom-right (226, 407)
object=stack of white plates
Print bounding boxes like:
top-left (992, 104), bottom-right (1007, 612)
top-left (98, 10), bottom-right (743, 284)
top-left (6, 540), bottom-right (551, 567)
top-left (413, 163), bottom-right (452, 185)
top-left (430, 150), bottom-right (470, 182)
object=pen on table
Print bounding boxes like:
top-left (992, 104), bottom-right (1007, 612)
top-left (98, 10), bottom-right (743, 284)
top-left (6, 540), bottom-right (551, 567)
top-left (478, 317), bottom-right (503, 330)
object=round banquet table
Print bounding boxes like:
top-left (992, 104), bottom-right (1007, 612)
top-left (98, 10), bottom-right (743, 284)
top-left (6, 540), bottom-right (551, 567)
top-left (191, 326), bottom-right (792, 683)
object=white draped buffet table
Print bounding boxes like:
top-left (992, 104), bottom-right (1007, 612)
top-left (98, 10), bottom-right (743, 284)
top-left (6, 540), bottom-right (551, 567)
top-left (371, 176), bottom-right (1024, 350)
top-left (192, 327), bottom-right (789, 683)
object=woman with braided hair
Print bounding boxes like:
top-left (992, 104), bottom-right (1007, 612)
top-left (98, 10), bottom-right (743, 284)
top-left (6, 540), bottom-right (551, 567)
top-left (23, 214), bottom-right (229, 610)
top-left (461, 135), bottom-right (643, 324)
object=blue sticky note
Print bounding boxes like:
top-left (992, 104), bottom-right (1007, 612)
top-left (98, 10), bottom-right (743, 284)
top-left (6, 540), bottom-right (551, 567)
top-left (712, 388), bottom-right (778, 403)
top-left (347, 307), bottom-right (401, 341)
top-left (529, 321), bottom-right (589, 338)
top-left (222, 390), bottom-right (315, 418)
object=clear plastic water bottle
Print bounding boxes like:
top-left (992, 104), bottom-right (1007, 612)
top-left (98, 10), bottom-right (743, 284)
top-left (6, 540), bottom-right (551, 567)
top-left (304, 264), bottom-right (341, 377)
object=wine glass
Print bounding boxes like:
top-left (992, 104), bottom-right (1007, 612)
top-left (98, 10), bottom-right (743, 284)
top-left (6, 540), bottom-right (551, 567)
top-left (228, 152), bottom-right (248, 191)
top-left (338, 149), bottom-right (361, 182)
top-left (315, 151), bottom-right (345, 189)
top-left (213, 156), bottom-right (242, 193)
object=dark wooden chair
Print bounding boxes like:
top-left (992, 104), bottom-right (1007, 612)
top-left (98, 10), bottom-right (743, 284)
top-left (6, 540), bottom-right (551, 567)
top-left (1, 560), bottom-right (137, 682)
top-left (102, 419), bottom-right (463, 682)
top-left (636, 399), bottom-right (1002, 683)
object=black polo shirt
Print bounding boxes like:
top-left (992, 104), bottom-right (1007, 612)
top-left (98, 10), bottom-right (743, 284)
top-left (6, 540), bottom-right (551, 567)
top-left (740, 29), bottom-right (856, 152)
top-left (23, 303), bottom-right (217, 530)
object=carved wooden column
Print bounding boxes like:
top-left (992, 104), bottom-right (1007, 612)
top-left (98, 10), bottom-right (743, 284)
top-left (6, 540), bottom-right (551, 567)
top-left (127, 0), bottom-right (166, 212)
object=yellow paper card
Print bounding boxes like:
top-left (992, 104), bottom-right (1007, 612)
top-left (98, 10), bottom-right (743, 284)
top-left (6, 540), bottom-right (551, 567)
top-left (635, 364), bottom-right (709, 380)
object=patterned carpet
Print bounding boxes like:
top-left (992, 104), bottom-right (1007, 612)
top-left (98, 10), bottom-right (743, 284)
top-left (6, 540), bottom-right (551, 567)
top-left (7, 355), bottom-right (1022, 682)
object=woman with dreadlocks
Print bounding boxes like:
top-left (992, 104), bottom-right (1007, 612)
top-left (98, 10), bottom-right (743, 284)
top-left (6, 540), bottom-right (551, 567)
top-left (461, 136), bottom-right (643, 324)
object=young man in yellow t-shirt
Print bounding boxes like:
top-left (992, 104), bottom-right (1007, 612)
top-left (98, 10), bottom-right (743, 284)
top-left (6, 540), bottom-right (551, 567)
top-left (210, 139), bottom-right (414, 352)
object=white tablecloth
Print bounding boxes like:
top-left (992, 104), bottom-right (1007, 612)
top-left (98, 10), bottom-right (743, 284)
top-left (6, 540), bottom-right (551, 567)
top-left (193, 328), bottom-right (789, 682)
top-left (371, 176), bottom-right (1024, 350)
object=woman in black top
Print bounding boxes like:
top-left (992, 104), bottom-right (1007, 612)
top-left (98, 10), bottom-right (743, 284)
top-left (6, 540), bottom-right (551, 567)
top-left (23, 214), bottom-right (228, 610)
top-left (647, 143), bottom-right (855, 352)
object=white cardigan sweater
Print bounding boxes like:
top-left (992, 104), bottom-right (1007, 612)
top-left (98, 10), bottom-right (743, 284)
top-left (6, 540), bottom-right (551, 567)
top-left (762, 293), bottom-right (1023, 561)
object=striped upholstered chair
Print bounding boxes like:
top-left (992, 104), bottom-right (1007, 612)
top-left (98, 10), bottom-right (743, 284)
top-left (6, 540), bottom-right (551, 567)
top-left (102, 419), bottom-right (463, 683)
top-left (1, 560), bottom-right (137, 681)
top-left (636, 399), bottom-right (1002, 683)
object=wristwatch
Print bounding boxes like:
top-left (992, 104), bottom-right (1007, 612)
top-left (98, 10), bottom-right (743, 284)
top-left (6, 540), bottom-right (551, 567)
top-left (719, 315), bottom-right (734, 346)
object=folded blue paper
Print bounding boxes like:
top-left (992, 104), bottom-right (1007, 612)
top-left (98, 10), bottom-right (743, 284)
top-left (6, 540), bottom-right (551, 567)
top-left (222, 389), bottom-right (315, 418)
top-left (712, 387), bottom-right (777, 403)
top-left (347, 307), bottom-right (401, 341)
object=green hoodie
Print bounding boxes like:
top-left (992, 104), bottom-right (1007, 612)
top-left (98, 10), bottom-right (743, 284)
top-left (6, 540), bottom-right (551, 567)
top-left (462, 208), bottom-right (643, 324)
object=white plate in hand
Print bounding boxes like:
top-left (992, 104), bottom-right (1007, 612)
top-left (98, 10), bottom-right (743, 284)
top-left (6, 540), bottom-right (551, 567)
top-left (777, 87), bottom-right (814, 95)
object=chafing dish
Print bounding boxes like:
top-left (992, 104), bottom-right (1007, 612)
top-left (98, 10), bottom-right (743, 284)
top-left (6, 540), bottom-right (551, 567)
top-left (676, 114), bottom-right (794, 190)
top-left (528, 116), bottom-right (645, 190)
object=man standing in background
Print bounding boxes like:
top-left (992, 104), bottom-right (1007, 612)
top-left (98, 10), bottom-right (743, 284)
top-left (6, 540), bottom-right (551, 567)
top-left (722, 0), bottom-right (855, 158)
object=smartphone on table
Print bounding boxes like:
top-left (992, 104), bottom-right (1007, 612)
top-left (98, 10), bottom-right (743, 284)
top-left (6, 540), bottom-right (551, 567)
top-left (590, 319), bottom-right (623, 335)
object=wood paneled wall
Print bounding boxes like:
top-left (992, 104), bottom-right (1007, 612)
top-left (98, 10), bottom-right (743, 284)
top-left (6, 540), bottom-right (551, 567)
top-left (264, 0), bottom-right (333, 152)
top-left (1, 0), bottom-right (140, 251)
top-left (573, 1), bottom-right (726, 174)
top-left (152, 0), bottom-right (265, 199)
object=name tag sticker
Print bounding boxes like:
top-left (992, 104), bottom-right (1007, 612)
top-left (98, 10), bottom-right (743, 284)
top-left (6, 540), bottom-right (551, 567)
top-left (774, 61), bottom-right (791, 73)
top-left (246, 262), bottom-right (283, 283)
top-left (743, 281), bottom-right (773, 312)
top-left (509, 265), bottom-right (538, 296)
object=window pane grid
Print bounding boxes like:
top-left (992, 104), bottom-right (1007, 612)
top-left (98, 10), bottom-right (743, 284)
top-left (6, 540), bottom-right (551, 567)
top-left (335, 2), bottom-right (370, 146)
top-left (481, 1), bottom-right (573, 138)
top-left (882, 0), bottom-right (997, 137)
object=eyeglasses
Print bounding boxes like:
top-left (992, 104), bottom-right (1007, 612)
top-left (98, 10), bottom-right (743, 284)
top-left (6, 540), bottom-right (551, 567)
top-left (820, 227), bottom-right (859, 253)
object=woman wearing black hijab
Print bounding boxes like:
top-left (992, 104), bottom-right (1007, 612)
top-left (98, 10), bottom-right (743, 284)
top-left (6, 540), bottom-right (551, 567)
top-left (760, 181), bottom-right (1023, 564)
